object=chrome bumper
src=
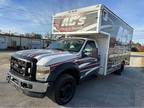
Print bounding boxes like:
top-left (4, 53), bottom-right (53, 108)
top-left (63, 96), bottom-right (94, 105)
top-left (6, 72), bottom-right (49, 93)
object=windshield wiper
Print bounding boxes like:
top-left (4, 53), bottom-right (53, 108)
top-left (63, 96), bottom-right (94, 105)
top-left (53, 48), bottom-right (66, 51)
top-left (67, 49), bottom-right (78, 53)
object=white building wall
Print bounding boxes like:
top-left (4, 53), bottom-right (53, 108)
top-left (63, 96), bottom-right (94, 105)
top-left (21, 38), bottom-right (31, 49)
top-left (0, 36), bottom-right (8, 49)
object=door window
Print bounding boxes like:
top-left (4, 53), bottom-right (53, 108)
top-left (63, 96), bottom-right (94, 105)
top-left (83, 41), bottom-right (98, 58)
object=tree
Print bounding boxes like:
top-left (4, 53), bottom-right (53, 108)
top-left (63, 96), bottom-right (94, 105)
top-left (34, 33), bottom-right (42, 39)
top-left (131, 42), bottom-right (144, 52)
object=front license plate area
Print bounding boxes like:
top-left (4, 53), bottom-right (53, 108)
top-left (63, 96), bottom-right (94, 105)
top-left (8, 76), bottom-right (22, 92)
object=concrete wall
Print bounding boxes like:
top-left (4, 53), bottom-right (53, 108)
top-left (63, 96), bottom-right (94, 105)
top-left (130, 54), bottom-right (144, 67)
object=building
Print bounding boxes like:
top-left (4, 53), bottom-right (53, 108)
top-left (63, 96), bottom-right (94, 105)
top-left (0, 33), bottom-right (50, 50)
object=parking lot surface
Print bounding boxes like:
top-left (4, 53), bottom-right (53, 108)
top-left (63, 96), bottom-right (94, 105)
top-left (0, 51), bottom-right (144, 107)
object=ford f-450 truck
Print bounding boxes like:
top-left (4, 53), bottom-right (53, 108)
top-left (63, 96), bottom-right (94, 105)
top-left (7, 4), bottom-right (133, 105)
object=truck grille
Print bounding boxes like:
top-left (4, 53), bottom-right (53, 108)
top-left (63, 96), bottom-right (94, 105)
top-left (10, 57), bottom-right (36, 81)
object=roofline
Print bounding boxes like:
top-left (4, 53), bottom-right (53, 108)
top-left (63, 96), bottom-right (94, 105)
top-left (53, 4), bottom-right (133, 30)
top-left (0, 33), bottom-right (49, 40)
top-left (53, 4), bottom-right (102, 17)
top-left (65, 36), bottom-right (89, 40)
top-left (101, 5), bottom-right (134, 30)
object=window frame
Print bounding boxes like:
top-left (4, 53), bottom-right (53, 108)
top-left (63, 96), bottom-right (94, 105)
top-left (82, 40), bottom-right (98, 58)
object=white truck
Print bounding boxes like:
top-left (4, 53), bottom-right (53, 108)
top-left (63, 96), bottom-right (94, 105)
top-left (7, 4), bottom-right (133, 105)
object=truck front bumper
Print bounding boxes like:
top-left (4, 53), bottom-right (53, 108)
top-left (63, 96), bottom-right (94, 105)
top-left (6, 72), bottom-right (49, 97)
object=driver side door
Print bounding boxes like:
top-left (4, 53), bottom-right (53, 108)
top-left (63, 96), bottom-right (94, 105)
top-left (78, 40), bottom-right (100, 78)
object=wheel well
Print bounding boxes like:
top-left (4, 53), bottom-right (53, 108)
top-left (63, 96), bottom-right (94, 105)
top-left (122, 60), bottom-right (125, 65)
top-left (59, 68), bottom-right (80, 84)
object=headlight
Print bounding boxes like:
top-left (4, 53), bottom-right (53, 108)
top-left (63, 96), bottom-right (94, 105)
top-left (36, 66), bottom-right (50, 81)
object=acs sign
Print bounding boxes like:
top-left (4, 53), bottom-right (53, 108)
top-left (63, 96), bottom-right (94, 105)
top-left (61, 16), bottom-right (86, 27)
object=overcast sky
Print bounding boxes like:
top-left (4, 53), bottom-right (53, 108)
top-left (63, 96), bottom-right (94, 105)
top-left (0, 0), bottom-right (144, 43)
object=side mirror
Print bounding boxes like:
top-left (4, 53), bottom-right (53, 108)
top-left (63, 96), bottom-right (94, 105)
top-left (82, 50), bottom-right (86, 57)
top-left (97, 55), bottom-right (100, 61)
top-left (82, 50), bottom-right (91, 57)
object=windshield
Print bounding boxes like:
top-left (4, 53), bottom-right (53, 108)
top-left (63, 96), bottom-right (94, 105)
top-left (48, 39), bottom-right (85, 52)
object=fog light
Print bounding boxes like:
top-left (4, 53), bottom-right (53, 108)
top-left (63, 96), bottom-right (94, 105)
top-left (21, 82), bottom-right (32, 89)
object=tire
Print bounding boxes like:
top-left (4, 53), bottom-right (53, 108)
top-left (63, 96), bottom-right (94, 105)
top-left (115, 64), bottom-right (125, 75)
top-left (53, 74), bottom-right (76, 105)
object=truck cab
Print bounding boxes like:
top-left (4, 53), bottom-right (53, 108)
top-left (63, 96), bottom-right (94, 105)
top-left (47, 37), bottom-right (100, 78)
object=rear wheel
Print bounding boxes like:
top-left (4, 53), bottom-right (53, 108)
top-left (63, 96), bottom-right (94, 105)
top-left (114, 62), bottom-right (125, 75)
top-left (53, 74), bottom-right (76, 105)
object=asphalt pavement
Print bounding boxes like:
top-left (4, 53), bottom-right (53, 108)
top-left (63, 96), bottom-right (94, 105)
top-left (0, 51), bottom-right (144, 107)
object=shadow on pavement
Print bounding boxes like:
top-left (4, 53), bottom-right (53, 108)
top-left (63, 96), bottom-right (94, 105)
top-left (65, 67), bottom-right (144, 107)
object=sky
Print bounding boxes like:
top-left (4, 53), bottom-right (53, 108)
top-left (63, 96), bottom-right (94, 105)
top-left (0, 0), bottom-right (144, 43)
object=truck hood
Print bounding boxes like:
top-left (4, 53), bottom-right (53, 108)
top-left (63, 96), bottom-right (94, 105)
top-left (14, 49), bottom-right (80, 66)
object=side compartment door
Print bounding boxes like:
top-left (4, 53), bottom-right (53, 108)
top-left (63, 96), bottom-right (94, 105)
top-left (78, 40), bottom-right (100, 78)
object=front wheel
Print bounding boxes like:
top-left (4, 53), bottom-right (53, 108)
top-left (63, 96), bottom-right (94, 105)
top-left (54, 74), bottom-right (76, 105)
